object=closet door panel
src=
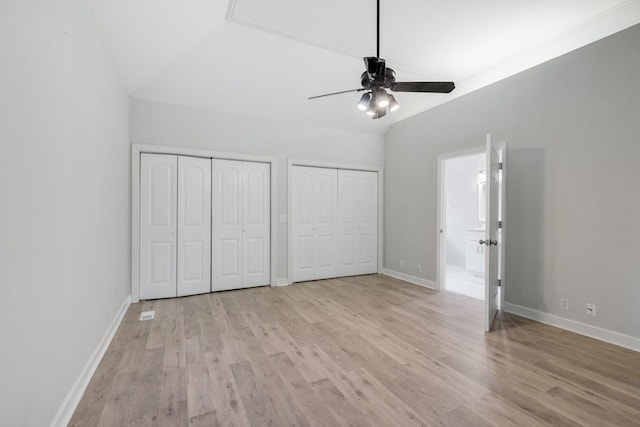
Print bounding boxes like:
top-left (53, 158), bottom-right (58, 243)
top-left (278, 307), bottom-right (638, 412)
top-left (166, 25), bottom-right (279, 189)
top-left (212, 160), bottom-right (243, 290)
top-left (177, 156), bottom-right (211, 297)
top-left (242, 162), bottom-right (270, 287)
top-left (314, 168), bottom-right (338, 280)
top-left (338, 170), bottom-right (358, 277)
top-left (292, 167), bottom-right (316, 282)
top-left (357, 171), bottom-right (378, 275)
top-left (140, 154), bottom-right (178, 299)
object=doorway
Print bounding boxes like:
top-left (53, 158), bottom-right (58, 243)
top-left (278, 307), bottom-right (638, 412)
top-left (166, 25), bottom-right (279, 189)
top-left (441, 151), bottom-right (487, 300)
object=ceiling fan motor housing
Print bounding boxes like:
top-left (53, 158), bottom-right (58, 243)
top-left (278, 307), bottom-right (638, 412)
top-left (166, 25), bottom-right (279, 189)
top-left (361, 60), bottom-right (396, 89)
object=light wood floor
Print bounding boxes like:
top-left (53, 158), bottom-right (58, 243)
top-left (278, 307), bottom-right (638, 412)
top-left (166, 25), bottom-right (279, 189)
top-left (70, 275), bottom-right (640, 426)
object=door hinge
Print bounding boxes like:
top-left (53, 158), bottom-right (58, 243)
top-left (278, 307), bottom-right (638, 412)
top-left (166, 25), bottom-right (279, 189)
top-left (498, 220), bottom-right (502, 229)
top-left (498, 162), bottom-right (503, 170)
top-left (497, 279), bottom-right (501, 287)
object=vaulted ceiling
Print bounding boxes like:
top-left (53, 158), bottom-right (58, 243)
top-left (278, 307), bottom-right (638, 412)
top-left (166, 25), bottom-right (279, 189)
top-left (87, 0), bottom-right (640, 135)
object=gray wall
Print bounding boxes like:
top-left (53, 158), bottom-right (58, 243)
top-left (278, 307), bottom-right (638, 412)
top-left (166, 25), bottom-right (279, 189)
top-left (384, 24), bottom-right (640, 338)
top-left (0, 0), bottom-right (130, 425)
top-left (130, 99), bottom-right (384, 282)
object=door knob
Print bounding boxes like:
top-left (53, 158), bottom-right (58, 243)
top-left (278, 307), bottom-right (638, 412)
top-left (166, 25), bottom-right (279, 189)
top-left (479, 239), bottom-right (498, 246)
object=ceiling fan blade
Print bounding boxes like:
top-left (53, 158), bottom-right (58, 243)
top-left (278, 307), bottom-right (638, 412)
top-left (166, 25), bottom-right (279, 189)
top-left (391, 81), bottom-right (455, 93)
top-left (308, 88), bottom-right (366, 100)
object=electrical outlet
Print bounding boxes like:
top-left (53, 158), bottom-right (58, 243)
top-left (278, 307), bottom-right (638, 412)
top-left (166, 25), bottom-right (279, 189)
top-left (586, 303), bottom-right (596, 316)
top-left (399, 260), bottom-right (405, 269)
top-left (560, 298), bottom-right (569, 310)
top-left (417, 264), bottom-right (422, 272)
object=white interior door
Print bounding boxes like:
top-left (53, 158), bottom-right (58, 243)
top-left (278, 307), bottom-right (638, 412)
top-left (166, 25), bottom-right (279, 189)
top-left (484, 134), bottom-right (501, 331)
top-left (338, 170), bottom-right (378, 276)
top-left (292, 166), bottom-right (317, 282)
top-left (177, 156), bottom-right (211, 297)
top-left (314, 168), bottom-right (339, 280)
top-left (212, 159), bottom-right (243, 291)
top-left (338, 170), bottom-right (359, 277)
top-left (292, 166), bottom-right (339, 282)
top-left (356, 170), bottom-right (378, 275)
top-left (140, 154), bottom-right (178, 299)
top-left (242, 161), bottom-right (270, 287)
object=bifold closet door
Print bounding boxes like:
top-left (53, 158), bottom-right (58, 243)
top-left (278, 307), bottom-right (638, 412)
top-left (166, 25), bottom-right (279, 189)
top-left (140, 154), bottom-right (211, 300)
top-left (242, 161), bottom-right (270, 287)
top-left (140, 154), bottom-right (178, 300)
top-left (177, 156), bottom-right (211, 297)
top-left (292, 166), bottom-right (339, 282)
top-left (212, 159), bottom-right (270, 291)
top-left (338, 169), bottom-right (378, 276)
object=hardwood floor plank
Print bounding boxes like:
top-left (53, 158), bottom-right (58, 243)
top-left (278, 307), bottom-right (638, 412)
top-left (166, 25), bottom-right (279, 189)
top-left (96, 370), bottom-right (138, 427)
top-left (310, 378), bottom-right (372, 427)
top-left (128, 346), bottom-right (165, 425)
top-left (464, 392), bottom-right (549, 427)
top-left (233, 324), bottom-right (312, 426)
top-left (230, 360), bottom-right (273, 426)
top-left (269, 352), bottom-right (341, 426)
top-left (188, 410), bottom-right (219, 427)
top-left (71, 275), bottom-right (640, 427)
top-left (547, 386), bottom-right (638, 427)
top-left (68, 347), bottom-right (124, 426)
top-left (159, 367), bottom-right (188, 427)
top-left (185, 337), bottom-right (216, 419)
top-left (203, 350), bottom-right (250, 426)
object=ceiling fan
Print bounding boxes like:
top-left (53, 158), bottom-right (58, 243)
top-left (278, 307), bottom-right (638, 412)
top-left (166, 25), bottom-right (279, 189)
top-left (308, 0), bottom-right (455, 119)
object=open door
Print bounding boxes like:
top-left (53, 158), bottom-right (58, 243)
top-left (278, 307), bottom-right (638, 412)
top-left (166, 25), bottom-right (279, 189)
top-left (483, 134), bottom-right (503, 332)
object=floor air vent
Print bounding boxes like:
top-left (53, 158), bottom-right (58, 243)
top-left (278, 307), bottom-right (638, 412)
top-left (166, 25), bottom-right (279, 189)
top-left (139, 311), bottom-right (155, 321)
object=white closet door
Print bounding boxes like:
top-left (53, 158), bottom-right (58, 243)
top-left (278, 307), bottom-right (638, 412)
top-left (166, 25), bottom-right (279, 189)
top-left (292, 166), bottom-right (339, 282)
top-left (314, 168), bottom-right (339, 279)
top-left (356, 170), bottom-right (378, 275)
top-left (338, 170), bottom-right (378, 276)
top-left (338, 170), bottom-right (359, 277)
top-left (292, 166), bottom-right (317, 282)
top-left (242, 162), bottom-right (270, 287)
top-left (140, 154), bottom-right (178, 299)
top-left (177, 156), bottom-right (211, 297)
top-left (212, 160), bottom-right (243, 291)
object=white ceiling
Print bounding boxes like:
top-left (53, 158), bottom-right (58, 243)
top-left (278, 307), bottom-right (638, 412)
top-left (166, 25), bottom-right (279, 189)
top-left (87, 0), bottom-right (640, 135)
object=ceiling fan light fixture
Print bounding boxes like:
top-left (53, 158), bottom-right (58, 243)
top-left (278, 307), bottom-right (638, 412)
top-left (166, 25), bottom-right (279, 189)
top-left (365, 91), bottom-right (378, 115)
top-left (377, 89), bottom-right (390, 108)
top-left (357, 92), bottom-right (372, 111)
top-left (308, 0), bottom-right (454, 120)
top-left (372, 106), bottom-right (387, 120)
top-left (388, 94), bottom-right (399, 112)
top-left (365, 106), bottom-right (376, 116)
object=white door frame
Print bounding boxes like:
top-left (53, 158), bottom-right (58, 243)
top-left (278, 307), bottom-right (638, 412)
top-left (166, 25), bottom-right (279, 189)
top-left (436, 146), bottom-right (486, 292)
top-left (287, 159), bottom-right (384, 284)
top-left (436, 143), bottom-right (507, 310)
top-left (131, 143), bottom-right (277, 303)
top-left (497, 143), bottom-right (507, 311)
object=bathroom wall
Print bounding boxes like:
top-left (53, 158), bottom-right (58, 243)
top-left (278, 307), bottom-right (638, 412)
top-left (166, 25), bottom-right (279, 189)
top-left (444, 153), bottom-right (485, 267)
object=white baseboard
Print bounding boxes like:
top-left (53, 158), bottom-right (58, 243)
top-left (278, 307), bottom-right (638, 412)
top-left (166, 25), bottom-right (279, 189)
top-left (50, 294), bottom-right (132, 427)
top-left (382, 269), bottom-right (437, 290)
top-left (274, 278), bottom-right (290, 287)
top-left (504, 302), bottom-right (640, 353)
